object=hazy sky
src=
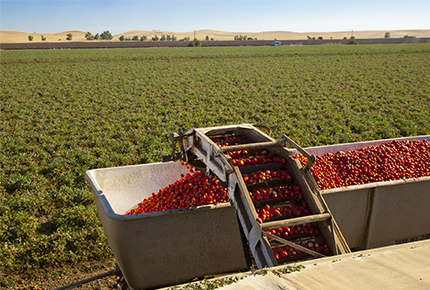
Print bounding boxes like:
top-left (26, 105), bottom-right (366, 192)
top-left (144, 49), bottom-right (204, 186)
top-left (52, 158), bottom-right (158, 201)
top-left (1, 0), bottom-right (429, 35)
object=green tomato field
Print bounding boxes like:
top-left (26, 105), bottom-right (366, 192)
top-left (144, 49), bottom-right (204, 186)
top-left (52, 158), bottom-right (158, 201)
top-left (1, 44), bottom-right (430, 287)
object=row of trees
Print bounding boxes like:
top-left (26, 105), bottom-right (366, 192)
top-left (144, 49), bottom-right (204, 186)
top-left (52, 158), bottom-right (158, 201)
top-left (119, 34), bottom-right (185, 41)
top-left (85, 31), bottom-right (113, 40)
top-left (28, 31), bottom-right (112, 41)
top-left (234, 35), bottom-right (256, 40)
top-left (118, 35), bottom-right (203, 47)
top-left (151, 34), bottom-right (178, 41)
top-left (28, 35), bottom-right (48, 41)
top-left (118, 34), bottom-right (218, 42)
top-left (27, 31), bottom-right (417, 42)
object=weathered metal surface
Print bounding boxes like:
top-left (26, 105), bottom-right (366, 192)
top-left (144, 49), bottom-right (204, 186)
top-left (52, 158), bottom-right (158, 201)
top-left (323, 176), bottom-right (430, 249)
top-left (295, 135), bottom-right (430, 250)
top-left (86, 161), bottom-right (247, 290)
top-left (221, 239), bottom-right (430, 290)
top-left (181, 124), bottom-right (350, 268)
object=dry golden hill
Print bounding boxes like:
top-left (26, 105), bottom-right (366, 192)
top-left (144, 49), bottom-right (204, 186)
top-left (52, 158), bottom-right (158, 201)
top-left (118, 29), bottom-right (430, 41)
top-left (1, 29), bottom-right (429, 43)
top-left (0, 30), bottom-right (89, 43)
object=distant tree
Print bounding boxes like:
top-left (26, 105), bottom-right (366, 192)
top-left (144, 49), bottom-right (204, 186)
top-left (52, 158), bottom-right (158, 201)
top-left (66, 33), bottom-right (73, 40)
top-left (160, 34), bottom-right (166, 41)
top-left (86, 32), bottom-right (97, 40)
top-left (234, 35), bottom-right (250, 41)
top-left (307, 35), bottom-right (311, 40)
top-left (41, 35), bottom-right (46, 41)
top-left (171, 35), bottom-right (177, 41)
top-left (205, 35), bottom-right (209, 41)
top-left (193, 38), bottom-right (201, 47)
top-left (140, 35), bottom-right (147, 41)
top-left (132, 35), bottom-right (138, 41)
top-left (188, 38), bottom-right (202, 47)
top-left (100, 30), bottom-right (113, 40)
top-left (350, 36), bottom-right (355, 39)
top-left (152, 35), bottom-right (159, 41)
top-left (119, 35), bottom-right (125, 41)
top-left (343, 36), bottom-right (347, 39)
top-left (349, 39), bottom-right (358, 45)
top-left (384, 32), bottom-right (391, 38)
top-left (318, 36), bottom-right (323, 40)
top-left (28, 35), bottom-right (33, 41)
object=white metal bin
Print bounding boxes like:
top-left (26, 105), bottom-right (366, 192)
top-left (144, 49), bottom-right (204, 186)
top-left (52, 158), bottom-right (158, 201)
top-left (86, 161), bottom-right (247, 290)
top-left (291, 135), bottom-right (430, 250)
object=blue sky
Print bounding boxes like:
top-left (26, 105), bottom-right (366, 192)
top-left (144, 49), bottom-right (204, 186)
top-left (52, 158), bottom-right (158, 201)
top-left (1, 0), bottom-right (429, 34)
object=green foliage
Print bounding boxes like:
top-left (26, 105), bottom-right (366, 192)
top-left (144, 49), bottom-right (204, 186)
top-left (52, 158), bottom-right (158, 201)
top-left (169, 276), bottom-right (241, 289)
top-left (271, 265), bottom-right (306, 277)
top-left (28, 35), bottom-right (33, 41)
top-left (152, 35), bottom-right (159, 41)
top-left (349, 39), bottom-right (358, 45)
top-left (132, 35), bottom-right (139, 41)
top-left (100, 30), bottom-right (113, 40)
top-left (385, 32), bottom-right (390, 38)
top-left (41, 35), bottom-right (46, 41)
top-left (66, 33), bottom-right (72, 41)
top-left (191, 38), bottom-right (202, 47)
top-left (85, 32), bottom-right (101, 40)
top-left (119, 35), bottom-right (124, 41)
top-left (234, 35), bottom-right (250, 41)
top-left (140, 35), bottom-right (147, 41)
top-left (1, 44), bottom-right (430, 275)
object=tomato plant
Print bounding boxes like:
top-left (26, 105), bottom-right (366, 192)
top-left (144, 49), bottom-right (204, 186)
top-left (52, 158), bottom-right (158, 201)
top-left (1, 43), bottom-right (429, 283)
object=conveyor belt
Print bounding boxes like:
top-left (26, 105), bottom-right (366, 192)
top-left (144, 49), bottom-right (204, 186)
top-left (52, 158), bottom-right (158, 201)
top-left (165, 124), bottom-right (351, 268)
